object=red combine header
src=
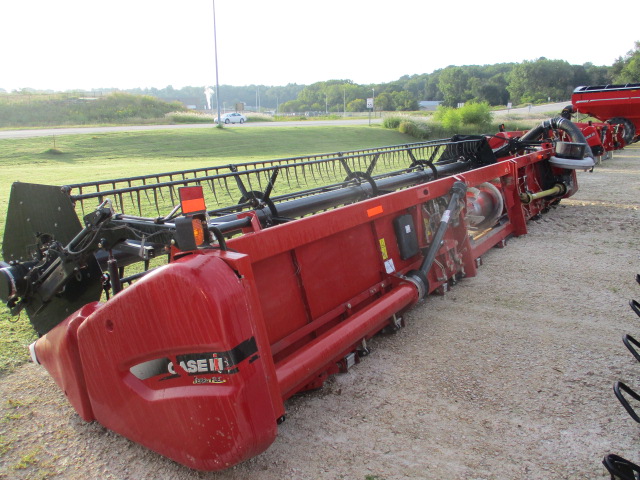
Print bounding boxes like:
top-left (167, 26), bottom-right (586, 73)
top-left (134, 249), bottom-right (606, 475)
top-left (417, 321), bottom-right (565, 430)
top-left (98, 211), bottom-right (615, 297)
top-left (0, 118), bottom-right (595, 470)
top-left (569, 83), bottom-right (640, 146)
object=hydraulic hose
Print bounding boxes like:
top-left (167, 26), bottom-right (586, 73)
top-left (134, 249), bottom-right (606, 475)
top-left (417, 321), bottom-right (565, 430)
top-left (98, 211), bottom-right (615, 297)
top-left (520, 116), bottom-right (595, 161)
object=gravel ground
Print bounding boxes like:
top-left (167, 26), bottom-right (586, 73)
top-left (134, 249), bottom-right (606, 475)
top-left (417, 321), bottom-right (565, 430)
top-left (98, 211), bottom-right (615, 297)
top-left (1, 145), bottom-right (640, 480)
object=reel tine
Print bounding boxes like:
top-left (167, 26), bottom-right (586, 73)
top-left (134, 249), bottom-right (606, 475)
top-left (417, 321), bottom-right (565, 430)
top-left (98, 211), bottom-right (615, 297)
top-left (209, 179), bottom-right (219, 205)
top-left (62, 140), bottom-right (472, 219)
top-left (78, 186), bottom-right (86, 216)
top-left (222, 176), bottom-right (233, 201)
top-left (152, 187), bottom-right (160, 215)
top-left (136, 190), bottom-right (142, 216)
top-left (127, 180), bottom-right (135, 212)
top-left (293, 164), bottom-right (301, 187)
top-left (284, 164), bottom-right (293, 188)
top-left (366, 153), bottom-right (380, 177)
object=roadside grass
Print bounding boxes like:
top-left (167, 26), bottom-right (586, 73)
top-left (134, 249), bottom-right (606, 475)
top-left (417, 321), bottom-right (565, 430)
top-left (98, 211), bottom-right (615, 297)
top-left (0, 92), bottom-right (185, 128)
top-left (166, 111), bottom-right (275, 123)
top-left (383, 113), bottom-right (543, 139)
top-left (0, 125), bottom-right (414, 374)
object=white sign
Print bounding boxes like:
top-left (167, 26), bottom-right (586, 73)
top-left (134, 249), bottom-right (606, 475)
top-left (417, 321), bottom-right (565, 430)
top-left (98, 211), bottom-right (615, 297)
top-left (507, 102), bottom-right (512, 109)
top-left (384, 258), bottom-right (395, 274)
top-left (367, 98), bottom-right (374, 109)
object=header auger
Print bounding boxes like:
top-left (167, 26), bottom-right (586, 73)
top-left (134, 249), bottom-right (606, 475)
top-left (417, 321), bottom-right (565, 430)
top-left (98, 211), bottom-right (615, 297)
top-left (1, 119), bottom-right (594, 470)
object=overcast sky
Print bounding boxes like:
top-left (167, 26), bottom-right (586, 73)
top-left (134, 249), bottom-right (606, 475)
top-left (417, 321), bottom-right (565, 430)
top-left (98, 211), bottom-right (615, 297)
top-left (2, 0), bottom-right (638, 92)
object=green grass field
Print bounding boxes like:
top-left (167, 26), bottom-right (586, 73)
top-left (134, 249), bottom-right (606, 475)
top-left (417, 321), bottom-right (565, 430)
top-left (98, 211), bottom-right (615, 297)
top-left (0, 125), bottom-right (414, 373)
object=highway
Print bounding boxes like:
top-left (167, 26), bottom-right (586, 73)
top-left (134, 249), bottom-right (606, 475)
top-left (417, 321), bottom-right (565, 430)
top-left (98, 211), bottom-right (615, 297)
top-left (0, 118), bottom-right (383, 139)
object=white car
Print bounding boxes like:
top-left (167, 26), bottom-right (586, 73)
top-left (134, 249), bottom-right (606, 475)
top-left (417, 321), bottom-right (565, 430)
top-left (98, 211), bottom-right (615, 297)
top-left (220, 112), bottom-right (246, 124)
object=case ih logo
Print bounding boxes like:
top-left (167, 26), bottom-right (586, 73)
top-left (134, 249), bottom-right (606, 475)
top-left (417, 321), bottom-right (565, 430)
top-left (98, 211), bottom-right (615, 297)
top-left (129, 337), bottom-right (258, 382)
top-left (167, 353), bottom-right (225, 375)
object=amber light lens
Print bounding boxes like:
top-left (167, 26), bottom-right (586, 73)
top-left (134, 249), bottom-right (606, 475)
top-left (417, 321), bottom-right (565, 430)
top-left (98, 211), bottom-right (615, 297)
top-left (192, 219), bottom-right (205, 245)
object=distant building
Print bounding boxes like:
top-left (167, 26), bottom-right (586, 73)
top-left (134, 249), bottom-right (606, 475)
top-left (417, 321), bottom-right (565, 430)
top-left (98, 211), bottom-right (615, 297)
top-left (419, 101), bottom-right (442, 111)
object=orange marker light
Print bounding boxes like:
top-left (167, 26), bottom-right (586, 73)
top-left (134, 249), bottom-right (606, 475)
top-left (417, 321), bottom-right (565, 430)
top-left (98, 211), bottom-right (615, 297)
top-left (179, 186), bottom-right (206, 214)
top-left (192, 219), bottom-right (205, 246)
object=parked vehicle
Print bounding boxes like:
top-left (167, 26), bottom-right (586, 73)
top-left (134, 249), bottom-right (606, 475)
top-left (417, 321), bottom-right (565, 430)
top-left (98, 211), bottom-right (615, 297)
top-left (219, 112), bottom-right (246, 124)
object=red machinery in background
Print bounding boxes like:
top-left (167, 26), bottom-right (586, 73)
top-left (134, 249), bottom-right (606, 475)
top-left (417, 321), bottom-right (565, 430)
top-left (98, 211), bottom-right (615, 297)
top-left (557, 114), bottom-right (626, 164)
top-left (569, 83), bottom-right (640, 146)
top-left (0, 118), bottom-right (594, 470)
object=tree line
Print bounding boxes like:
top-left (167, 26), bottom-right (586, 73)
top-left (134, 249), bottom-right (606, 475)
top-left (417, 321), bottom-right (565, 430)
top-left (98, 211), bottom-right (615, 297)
top-left (281, 42), bottom-right (638, 112)
top-left (5, 42), bottom-right (638, 114)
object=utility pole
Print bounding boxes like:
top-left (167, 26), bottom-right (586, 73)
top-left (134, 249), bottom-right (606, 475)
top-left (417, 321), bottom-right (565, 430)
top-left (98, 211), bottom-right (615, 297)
top-left (372, 87), bottom-right (375, 117)
top-left (213, 0), bottom-right (221, 126)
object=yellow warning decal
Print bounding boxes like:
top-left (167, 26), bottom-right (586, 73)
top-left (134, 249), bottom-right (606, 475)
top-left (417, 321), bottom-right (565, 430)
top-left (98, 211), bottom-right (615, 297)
top-left (379, 238), bottom-right (388, 260)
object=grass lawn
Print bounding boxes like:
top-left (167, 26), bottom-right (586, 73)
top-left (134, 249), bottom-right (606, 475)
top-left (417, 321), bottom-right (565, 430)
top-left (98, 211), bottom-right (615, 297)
top-left (0, 124), bottom-right (414, 373)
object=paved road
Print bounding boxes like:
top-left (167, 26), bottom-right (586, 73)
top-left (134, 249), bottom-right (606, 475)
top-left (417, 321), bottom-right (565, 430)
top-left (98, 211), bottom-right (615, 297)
top-left (0, 118), bottom-right (383, 140)
top-left (493, 101), bottom-right (569, 117)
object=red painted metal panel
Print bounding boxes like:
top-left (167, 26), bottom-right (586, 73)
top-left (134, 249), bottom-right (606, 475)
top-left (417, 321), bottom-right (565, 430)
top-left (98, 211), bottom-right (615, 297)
top-left (295, 223), bottom-right (382, 319)
top-left (251, 251), bottom-right (310, 347)
top-left (33, 303), bottom-right (98, 421)
top-left (75, 254), bottom-right (283, 471)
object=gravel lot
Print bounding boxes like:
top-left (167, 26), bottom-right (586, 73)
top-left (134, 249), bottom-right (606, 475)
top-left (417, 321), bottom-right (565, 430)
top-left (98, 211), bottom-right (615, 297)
top-left (1, 145), bottom-right (640, 480)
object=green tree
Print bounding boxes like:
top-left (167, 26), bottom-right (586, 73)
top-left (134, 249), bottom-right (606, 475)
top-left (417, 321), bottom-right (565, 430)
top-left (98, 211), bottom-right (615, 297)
top-left (438, 67), bottom-right (471, 107)
top-left (584, 63), bottom-right (612, 85)
top-left (459, 102), bottom-right (492, 128)
top-left (279, 99), bottom-right (308, 113)
top-left (375, 92), bottom-right (393, 111)
top-left (391, 91), bottom-right (418, 111)
top-left (507, 58), bottom-right (574, 104)
top-left (347, 99), bottom-right (366, 112)
top-left (612, 41), bottom-right (640, 83)
top-left (434, 106), bottom-right (462, 130)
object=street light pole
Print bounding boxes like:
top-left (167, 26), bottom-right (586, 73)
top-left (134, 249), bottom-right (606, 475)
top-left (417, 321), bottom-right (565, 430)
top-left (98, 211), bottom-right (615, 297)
top-left (213, 0), bottom-right (221, 126)
top-left (372, 87), bottom-right (375, 117)
top-left (343, 88), bottom-right (346, 117)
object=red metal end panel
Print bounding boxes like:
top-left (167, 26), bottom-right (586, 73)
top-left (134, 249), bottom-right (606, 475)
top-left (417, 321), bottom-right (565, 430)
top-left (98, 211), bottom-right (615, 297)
top-left (76, 254), bottom-right (282, 471)
top-left (33, 302), bottom-right (99, 421)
